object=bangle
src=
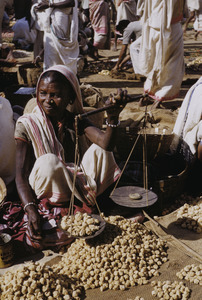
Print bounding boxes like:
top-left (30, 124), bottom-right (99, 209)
top-left (36, 55), bottom-right (41, 60)
top-left (24, 202), bottom-right (37, 212)
top-left (106, 119), bottom-right (120, 128)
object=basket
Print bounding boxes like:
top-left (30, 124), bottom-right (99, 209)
top-left (152, 165), bottom-right (189, 204)
top-left (115, 127), bottom-right (174, 162)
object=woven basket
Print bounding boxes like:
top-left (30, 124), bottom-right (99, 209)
top-left (115, 127), bottom-right (174, 162)
top-left (152, 165), bottom-right (189, 205)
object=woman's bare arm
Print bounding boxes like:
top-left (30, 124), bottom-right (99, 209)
top-left (83, 89), bottom-right (126, 151)
top-left (15, 139), bottom-right (42, 240)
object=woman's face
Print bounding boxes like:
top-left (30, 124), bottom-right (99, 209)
top-left (38, 77), bottom-right (71, 120)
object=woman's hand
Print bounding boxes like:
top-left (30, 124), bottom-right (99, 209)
top-left (105, 88), bottom-right (128, 119)
top-left (26, 205), bottom-right (42, 241)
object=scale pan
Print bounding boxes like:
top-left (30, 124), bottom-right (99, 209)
top-left (58, 214), bottom-right (106, 240)
top-left (110, 186), bottom-right (158, 208)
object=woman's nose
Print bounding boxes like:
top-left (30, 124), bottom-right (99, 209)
top-left (46, 95), bottom-right (54, 104)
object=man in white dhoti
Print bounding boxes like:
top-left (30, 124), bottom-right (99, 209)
top-left (34, 0), bottom-right (79, 75)
top-left (131, 0), bottom-right (186, 109)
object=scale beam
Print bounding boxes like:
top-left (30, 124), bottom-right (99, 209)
top-left (77, 93), bottom-right (148, 119)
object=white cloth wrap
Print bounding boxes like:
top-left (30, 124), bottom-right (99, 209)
top-left (0, 97), bottom-right (16, 185)
top-left (173, 77), bottom-right (202, 155)
top-left (29, 144), bottom-right (119, 204)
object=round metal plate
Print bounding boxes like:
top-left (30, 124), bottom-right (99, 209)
top-left (110, 186), bottom-right (158, 208)
top-left (58, 214), bottom-right (106, 240)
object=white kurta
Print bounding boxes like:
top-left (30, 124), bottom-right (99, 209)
top-left (187, 0), bottom-right (200, 11)
top-left (173, 77), bottom-right (202, 155)
top-left (116, 0), bottom-right (137, 25)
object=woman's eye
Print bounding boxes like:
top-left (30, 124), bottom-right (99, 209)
top-left (40, 91), bottom-right (46, 97)
top-left (54, 94), bottom-right (61, 98)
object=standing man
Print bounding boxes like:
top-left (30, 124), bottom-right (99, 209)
top-left (132, 0), bottom-right (186, 109)
top-left (112, 19), bottom-right (142, 71)
top-left (35, 0), bottom-right (79, 75)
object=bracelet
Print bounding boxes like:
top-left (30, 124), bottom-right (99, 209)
top-left (35, 55), bottom-right (41, 60)
top-left (24, 202), bottom-right (37, 212)
top-left (106, 119), bottom-right (120, 128)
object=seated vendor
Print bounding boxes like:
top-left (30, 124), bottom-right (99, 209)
top-left (14, 65), bottom-right (125, 251)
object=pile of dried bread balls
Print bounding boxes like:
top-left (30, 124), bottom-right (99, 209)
top-left (53, 215), bottom-right (168, 291)
top-left (176, 264), bottom-right (202, 285)
top-left (60, 212), bottom-right (100, 237)
top-left (151, 280), bottom-right (190, 299)
top-left (0, 261), bottom-right (83, 300)
top-left (176, 200), bottom-right (202, 233)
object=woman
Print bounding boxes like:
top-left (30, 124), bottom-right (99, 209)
top-left (15, 65), bottom-right (124, 250)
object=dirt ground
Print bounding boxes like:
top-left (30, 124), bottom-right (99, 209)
top-left (0, 23), bottom-right (202, 299)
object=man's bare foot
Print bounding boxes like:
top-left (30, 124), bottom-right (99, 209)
top-left (194, 32), bottom-right (199, 40)
top-left (149, 99), bottom-right (163, 110)
top-left (138, 96), bottom-right (153, 107)
top-left (112, 44), bottom-right (118, 51)
top-left (112, 65), bottom-right (118, 72)
top-left (6, 50), bottom-right (17, 64)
